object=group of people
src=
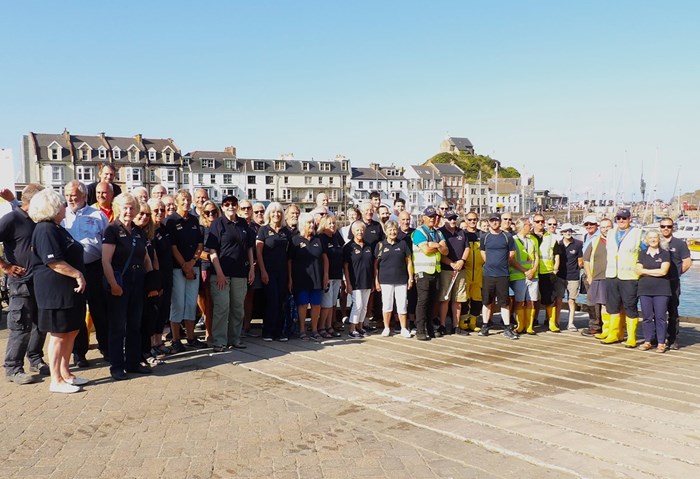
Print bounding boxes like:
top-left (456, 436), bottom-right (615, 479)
top-left (0, 164), bottom-right (692, 393)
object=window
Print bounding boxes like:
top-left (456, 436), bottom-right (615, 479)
top-left (224, 159), bottom-right (235, 170)
top-left (248, 175), bottom-right (256, 184)
top-left (76, 166), bottom-right (93, 182)
top-left (164, 150), bottom-right (174, 163)
top-left (281, 189), bottom-right (291, 201)
top-left (221, 188), bottom-right (236, 197)
top-left (266, 189), bottom-right (274, 201)
top-left (197, 174), bottom-right (204, 184)
top-left (210, 174), bottom-right (216, 184)
top-left (320, 162), bottom-right (331, 172)
top-left (369, 181), bottom-right (374, 190)
top-left (253, 161), bottom-right (265, 171)
top-left (318, 176), bottom-right (323, 185)
top-left (165, 170), bottom-right (176, 183)
top-left (148, 149), bottom-right (157, 161)
top-left (275, 161), bottom-right (285, 171)
top-left (305, 190), bottom-right (313, 201)
top-left (341, 161), bottom-right (348, 171)
top-left (284, 176), bottom-right (289, 184)
top-left (49, 147), bottom-right (60, 160)
top-left (183, 157), bottom-right (190, 166)
top-left (266, 176), bottom-right (273, 185)
top-left (389, 181), bottom-right (393, 189)
top-left (127, 168), bottom-right (142, 182)
top-left (247, 189), bottom-right (256, 199)
top-left (129, 150), bottom-right (139, 163)
top-left (98, 148), bottom-right (107, 160)
top-left (223, 174), bottom-right (232, 185)
top-left (305, 177), bottom-right (312, 185)
top-left (329, 177), bottom-right (334, 185)
top-left (150, 169), bottom-right (157, 183)
top-left (51, 166), bottom-right (64, 183)
top-left (358, 181), bottom-right (364, 189)
top-left (302, 162), bottom-right (309, 171)
top-left (377, 181), bottom-right (382, 189)
top-left (201, 159), bottom-right (214, 169)
top-left (80, 148), bottom-right (91, 161)
top-left (182, 172), bottom-right (190, 184)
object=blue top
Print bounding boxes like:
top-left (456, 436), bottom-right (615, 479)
top-left (480, 230), bottom-right (515, 277)
top-left (62, 203), bottom-right (109, 265)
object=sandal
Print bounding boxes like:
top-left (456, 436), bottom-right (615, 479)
top-left (319, 330), bottom-right (332, 339)
top-left (310, 332), bottom-right (322, 341)
top-left (656, 344), bottom-right (667, 353)
top-left (299, 333), bottom-right (309, 341)
top-left (327, 328), bottom-right (341, 338)
top-left (146, 356), bottom-right (165, 366)
top-left (156, 344), bottom-right (173, 355)
top-left (639, 342), bottom-right (653, 351)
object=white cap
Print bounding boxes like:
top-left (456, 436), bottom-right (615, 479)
top-left (583, 214), bottom-right (598, 224)
top-left (560, 222), bottom-right (575, 232)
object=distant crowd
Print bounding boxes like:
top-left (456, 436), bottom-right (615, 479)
top-left (0, 162), bottom-right (691, 394)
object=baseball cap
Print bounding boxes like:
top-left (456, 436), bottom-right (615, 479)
top-left (488, 212), bottom-right (501, 220)
top-left (615, 208), bottom-right (631, 219)
top-left (444, 210), bottom-right (458, 220)
top-left (423, 206), bottom-right (437, 217)
top-left (560, 222), bottom-right (575, 232)
top-left (583, 215), bottom-right (598, 225)
top-left (221, 195), bottom-right (238, 205)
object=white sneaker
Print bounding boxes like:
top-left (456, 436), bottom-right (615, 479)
top-left (342, 316), bottom-right (349, 324)
top-left (50, 382), bottom-right (81, 394)
top-left (65, 376), bottom-right (89, 386)
top-left (400, 328), bottom-right (412, 338)
top-left (381, 328), bottom-right (391, 337)
top-left (567, 324), bottom-right (578, 332)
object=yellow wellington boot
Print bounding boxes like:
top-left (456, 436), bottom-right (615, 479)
top-left (469, 315), bottom-right (480, 332)
top-left (594, 311), bottom-right (610, 340)
top-left (601, 314), bottom-right (623, 344)
top-left (624, 317), bottom-right (639, 348)
top-left (515, 305), bottom-right (526, 333)
top-left (547, 306), bottom-right (560, 332)
top-left (525, 307), bottom-right (536, 334)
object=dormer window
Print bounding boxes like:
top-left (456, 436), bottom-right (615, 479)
top-left (113, 147), bottom-right (121, 160)
top-left (148, 149), bottom-right (157, 161)
top-left (319, 162), bottom-right (331, 172)
top-left (302, 162), bottom-right (310, 171)
top-left (163, 148), bottom-right (174, 164)
top-left (129, 150), bottom-right (139, 163)
top-left (201, 158), bottom-right (214, 169)
top-left (253, 161), bottom-right (265, 171)
top-left (80, 147), bottom-right (91, 161)
top-left (275, 161), bottom-right (285, 171)
top-left (341, 161), bottom-right (348, 171)
top-left (98, 147), bottom-right (107, 160)
top-left (47, 144), bottom-right (61, 161)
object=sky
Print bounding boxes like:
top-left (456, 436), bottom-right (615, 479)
top-left (1, 1), bottom-right (698, 202)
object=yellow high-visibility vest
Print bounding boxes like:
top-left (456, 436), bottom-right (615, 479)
top-left (605, 227), bottom-right (642, 280)
top-left (509, 234), bottom-right (537, 281)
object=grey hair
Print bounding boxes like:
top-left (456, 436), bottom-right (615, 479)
top-left (113, 193), bottom-right (138, 212)
top-left (131, 186), bottom-right (149, 199)
top-left (65, 180), bottom-right (87, 196)
top-left (28, 188), bottom-right (64, 223)
top-left (383, 220), bottom-right (398, 233)
top-left (264, 202), bottom-right (285, 225)
top-left (298, 213), bottom-right (315, 235)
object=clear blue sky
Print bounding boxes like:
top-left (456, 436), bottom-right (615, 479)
top-left (2, 1), bottom-right (698, 201)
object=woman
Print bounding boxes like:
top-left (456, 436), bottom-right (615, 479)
top-left (207, 195), bottom-right (255, 352)
top-left (635, 230), bottom-right (671, 353)
top-left (319, 215), bottom-right (343, 338)
top-left (288, 213), bottom-right (324, 340)
top-left (340, 207), bottom-right (360, 244)
top-left (256, 202), bottom-right (291, 341)
top-left (197, 200), bottom-right (219, 342)
top-left (148, 197), bottom-right (174, 358)
top-left (343, 221), bottom-right (374, 338)
top-left (29, 189), bottom-right (88, 393)
top-left (102, 193), bottom-right (154, 381)
top-left (374, 220), bottom-right (413, 338)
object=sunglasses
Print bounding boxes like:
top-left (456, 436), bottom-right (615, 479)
top-left (254, 210), bottom-right (265, 215)
top-left (239, 206), bottom-right (251, 210)
top-left (659, 225), bottom-right (673, 229)
top-left (583, 222), bottom-right (596, 226)
top-left (502, 218), bottom-right (512, 221)
top-left (547, 223), bottom-right (557, 226)
top-left (153, 208), bottom-right (165, 213)
top-left (203, 210), bottom-right (218, 216)
top-left (438, 207), bottom-right (448, 210)
top-left (222, 201), bottom-right (237, 207)
top-left (534, 220), bottom-right (545, 224)
top-left (466, 218), bottom-right (478, 221)
top-left (615, 217), bottom-right (628, 221)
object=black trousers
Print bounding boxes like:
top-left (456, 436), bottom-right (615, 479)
top-left (666, 279), bottom-right (681, 345)
top-left (415, 273), bottom-right (439, 337)
top-left (4, 281), bottom-right (46, 375)
top-left (262, 272), bottom-right (287, 339)
top-left (74, 260), bottom-right (109, 357)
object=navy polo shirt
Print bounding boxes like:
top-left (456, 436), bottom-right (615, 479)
top-left (343, 240), bottom-right (374, 290)
top-left (31, 221), bottom-right (86, 310)
top-left (439, 226), bottom-right (469, 269)
top-left (206, 216), bottom-right (254, 278)
top-left (289, 234), bottom-right (324, 292)
top-left (153, 225), bottom-right (174, 280)
top-left (557, 238), bottom-right (583, 280)
top-left (480, 231), bottom-right (515, 277)
top-left (397, 227), bottom-right (415, 250)
top-left (165, 212), bottom-right (203, 267)
top-left (375, 239), bottom-right (411, 284)
top-left (256, 225), bottom-right (291, 274)
top-left (360, 219), bottom-right (385, 250)
top-left (103, 220), bottom-right (148, 271)
top-left (320, 231), bottom-right (345, 280)
top-left (638, 249), bottom-right (671, 296)
top-left (666, 236), bottom-right (690, 280)
top-left (0, 207), bottom-right (36, 285)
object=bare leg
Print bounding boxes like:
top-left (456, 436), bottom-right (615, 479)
top-left (310, 305), bottom-right (321, 333)
top-left (439, 301), bottom-right (449, 327)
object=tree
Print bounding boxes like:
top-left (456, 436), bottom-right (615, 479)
top-left (426, 152), bottom-right (520, 181)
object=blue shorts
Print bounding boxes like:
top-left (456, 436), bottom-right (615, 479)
top-left (296, 289), bottom-right (322, 306)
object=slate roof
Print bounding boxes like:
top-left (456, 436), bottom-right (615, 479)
top-left (351, 167), bottom-right (387, 180)
top-left (410, 165), bottom-right (436, 179)
top-left (184, 152), bottom-right (349, 176)
top-left (448, 137), bottom-right (474, 151)
top-left (431, 162), bottom-right (463, 176)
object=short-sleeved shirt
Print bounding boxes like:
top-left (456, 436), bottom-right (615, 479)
top-left (0, 207), bottom-right (36, 285)
top-left (320, 231), bottom-right (345, 280)
top-left (397, 227), bottom-right (415, 251)
top-left (164, 212), bottom-right (203, 267)
top-left (288, 234), bottom-right (324, 292)
top-left (343, 240), bottom-right (374, 290)
top-left (31, 221), bottom-right (86, 310)
top-left (557, 238), bottom-right (583, 280)
top-left (256, 225), bottom-right (291, 275)
top-left (153, 224), bottom-right (174, 280)
top-left (480, 230), bottom-right (515, 278)
top-left (361, 219), bottom-right (385, 250)
top-left (666, 236), bottom-right (691, 280)
top-left (439, 226), bottom-right (469, 269)
top-left (86, 181), bottom-right (122, 206)
top-left (62, 203), bottom-right (109, 265)
top-left (103, 220), bottom-right (148, 271)
top-left (637, 249), bottom-right (671, 296)
top-left (582, 237), bottom-right (607, 280)
top-left (206, 216), bottom-right (254, 278)
top-left (375, 240), bottom-right (411, 284)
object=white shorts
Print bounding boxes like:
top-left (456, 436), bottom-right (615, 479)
top-left (380, 283), bottom-right (408, 315)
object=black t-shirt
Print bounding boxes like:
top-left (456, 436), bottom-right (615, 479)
top-left (31, 221), bottom-right (86, 310)
top-left (288, 234), bottom-right (324, 292)
top-left (153, 224), bottom-right (174, 280)
top-left (206, 216), bottom-right (254, 278)
top-left (103, 220), bottom-right (148, 271)
top-left (320, 231), bottom-right (345, 280)
top-left (557, 239), bottom-right (583, 280)
top-left (638, 249), bottom-right (671, 296)
top-left (666, 236), bottom-right (690, 280)
top-left (375, 240), bottom-right (411, 284)
top-left (0, 207), bottom-right (36, 285)
top-left (361, 219), bottom-right (385, 250)
top-left (164, 212), bottom-right (203, 267)
top-left (439, 226), bottom-right (469, 269)
top-left (256, 225), bottom-right (291, 274)
top-left (480, 230), bottom-right (515, 277)
top-left (343, 240), bottom-right (374, 290)
top-left (397, 227), bottom-right (415, 251)
top-left (86, 181), bottom-right (122, 206)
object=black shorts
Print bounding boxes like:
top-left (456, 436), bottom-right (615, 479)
top-left (482, 276), bottom-right (510, 307)
top-left (539, 273), bottom-right (555, 306)
top-left (605, 278), bottom-right (638, 318)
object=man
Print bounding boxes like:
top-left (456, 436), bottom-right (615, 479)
top-left (369, 191), bottom-right (382, 212)
top-left (87, 163), bottom-right (122, 205)
top-left (94, 181), bottom-right (116, 222)
top-left (411, 206), bottom-right (448, 340)
top-left (557, 223), bottom-right (584, 332)
top-left (583, 218), bottom-right (612, 338)
top-left (461, 211), bottom-right (484, 332)
top-left (600, 209), bottom-right (643, 347)
top-left (393, 198), bottom-right (406, 217)
top-left (377, 205), bottom-right (391, 228)
top-left (397, 211), bottom-right (417, 328)
top-left (162, 194), bottom-right (177, 217)
top-left (501, 213), bottom-right (515, 234)
top-left (316, 192), bottom-right (329, 209)
top-left (437, 210), bottom-right (470, 336)
top-left (252, 202), bottom-right (266, 228)
top-left (479, 212), bottom-right (518, 339)
top-left (659, 217), bottom-right (692, 349)
top-left (436, 201), bottom-right (450, 227)
top-left (0, 184), bottom-right (48, 384)
top-left (509, 217), bottom-right (539, 335)
top-left (532, 214), bottom-right (561, 332)
top-left (285, 204), bottom-right (300, 236)
top-left (580, 215), bottom-right (601, 336)
top-left (62, 180), bottom-right (110, 367)
top-left (238, 200), bottom-right (261, 337)
top-left (151, 184), bottom-right (167, 199)
top-left (359, 202), bottom-right (385, 327)
top-left (191, 188), bottom-right (209, 218)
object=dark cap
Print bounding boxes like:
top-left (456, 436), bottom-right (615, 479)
top-left (615, 208), bottom-right (631, 219)
top-left (221, 195), bottom-right (238, 205)
top-left (423, 206), bottom-right (437, 217)
top-left (444, 210), bottom-right (458, 220)
top-left (488, 212), bottom-right (501, 220)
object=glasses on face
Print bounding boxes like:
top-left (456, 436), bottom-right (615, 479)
top-left (254, 210), bottom-right (265, 215)
top-left (203, 210), bottom-right (218, 216)
top-left (502, 217), bottom-right (512, 221)
top-left (547, 223), bottom-right (557, 226)
top-left (153, 208), bottom-right (165, 213)
top-left (660, 225), bottom-right (673, 229)
top-left (239, 206), bottom-right (251, 210)
top-left (615, 217), bottom-right (628, 221)
top-left (222, 201), bottom-right (237, 207)
top-left (583, 223), bottom-right (595, 227)
top-left (534, 219), bottom-right (545, 224)
top-left (447, 218), bottom-right (456, 222)
top-left (466, 218), bottom-right (478, 222)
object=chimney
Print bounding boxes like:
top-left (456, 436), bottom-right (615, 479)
top-left (135, 134), bottom-right (142, 144)
top-left (369, 162), bottom-right (379, 171)
top-left (62, 128), bottom-right (70, 143)
top-left (224, 146), bottom-right (236, 156)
